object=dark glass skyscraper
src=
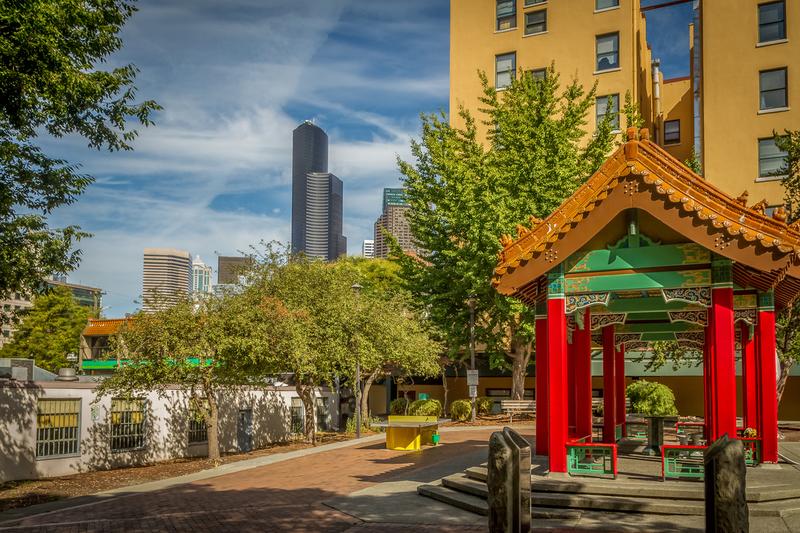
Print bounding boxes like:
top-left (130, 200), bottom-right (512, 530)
top-left (291, 121), bottom-right (346, 260)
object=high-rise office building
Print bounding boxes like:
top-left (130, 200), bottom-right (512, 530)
top-left (362, 239), bottom-right (375, 258)
top-left (192, 255), bottom-right (213, 295)
top-left (142, 248), bottom-right (191, 311)
top-left (373, 188), bottom-right (418, 259)
top-left (217, 256), bottom-right (253, 285)
top-left (291, 121), bottom-right (347, 260)
top-left (450, 0), bottom-right (798, 206)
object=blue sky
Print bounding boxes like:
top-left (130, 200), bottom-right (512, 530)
top-left (47, 0), bottom-right (692, 316)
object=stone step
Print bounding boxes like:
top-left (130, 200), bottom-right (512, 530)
top-left (749, 498), bottom-right (800, 518)
top-left (532, 491), bottom-right (705, 515)
top-left (442, 473), bottom-right (488, 499)
top-left (417, 483), bottom-right (488, 516)
top-left (464, 466), bottom-right (488, 482)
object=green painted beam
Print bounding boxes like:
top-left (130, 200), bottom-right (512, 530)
top-left (565, 269), bottom-right (711, 293)
top-left (600, 297), bottom-right (704, 313)
top-left (641, 332), bottom-right (682, 341)
top-left (617, 322), bottom-right (701, 333)
top-left (566, 243), bottom-right (710, 274)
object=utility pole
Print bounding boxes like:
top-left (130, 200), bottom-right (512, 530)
top-left (468, 294), bottom-right (477, 423)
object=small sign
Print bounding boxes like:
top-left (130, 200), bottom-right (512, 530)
top-left (467, 370), bottom-right (479, 386)
top-left (469, 385), bottom-right (478, 398)
top-left (66, 353), bottom-right (77, 362)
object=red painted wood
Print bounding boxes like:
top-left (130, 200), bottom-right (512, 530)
top-left (535, 316), bottom-right (549, 456)
top-left (615, 343), bottom-right (626, 436)
top-left (547, 298), bottom-right (568, 472)
top-left (703, 326), bottom-right (711, 440)
top-left (574, 308), bottom-right (593, 441)
top-left (567, 336), bottom-right (576, 437)
top-left (757, 308), bottom-right (778, 463)
top-left (741, 321), bottom-right (758, 432)
top-left (711, 287), bottom-right (737, 440)
top-left (602, 325), bottom-right (616, 444)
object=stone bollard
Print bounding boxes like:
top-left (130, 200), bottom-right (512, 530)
top-left (704, 433), bottom-right (749, 533)
top-left (487, 427), bottom-right (531, 533)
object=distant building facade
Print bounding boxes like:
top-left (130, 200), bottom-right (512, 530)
top-left (291, 121), bottom-right (346, 260)
top-left (217, 256), bottom-right (253, 285)
top-left (362, 239), bottom-right (375, 258)
top-left (191, 256), bottom-right (213, 295)
top-left (142, 248), bottom-right (191, 311)
top-left (373, 188), bottom-right (418, 259)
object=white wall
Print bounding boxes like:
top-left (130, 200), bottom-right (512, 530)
top-left (0, 381), bottom-right (338, 482)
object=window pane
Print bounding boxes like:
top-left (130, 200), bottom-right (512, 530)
top-left (530, 68), bottom-right (547, 80)
top-left (760, 69), bottom-right (787, 109)
top-left (497, 0), bottom-right (515, 17)
top-left (596, 34), bottom-right (619, 70)
top-left (664, 120), bottom-right (680, 143)
top-left (496, 53), bottom-right (516, 88)
top-left (525, 10), bottom-right (547, 34)
top-left (36, 399), bottom-right (81, 458)
top-left (525, 0), bottom-right (546, 5)
top-left (759, 138), bottom-right (788, 178)
top-left (596, 0), bottom-right (620, 9)
top-left (596, 94), bottom-right (620, 129)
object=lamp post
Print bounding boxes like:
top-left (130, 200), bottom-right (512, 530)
top-left (351, 283), bottom-right (363, 439)
top-left (467, 294), bottom-right (477, 423)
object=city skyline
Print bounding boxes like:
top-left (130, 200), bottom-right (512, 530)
top-left (39, 0), bottom-right (691, 316)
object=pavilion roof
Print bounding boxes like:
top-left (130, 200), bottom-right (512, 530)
top-left (493, 128), bottom-right (800, 309)
top-left (82, 318), bottom-right (131, 337)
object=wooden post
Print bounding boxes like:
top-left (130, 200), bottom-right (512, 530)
top-left (534, 305), bottom-right (548, 456)
top-left (602, 325), bottom-right (616, 444)
top-left (615, 343), bottom-right (626, 438)
top-left (574, 308), bottom-right (593, 441)
top-left (740, 321), bottom-right (758, 432)
top-left (546, 266), bottom-right (568, 472)
top-left (756, 292), bottom-right (778, 463)
top-left (567, 334), bottom-right (576, 439)
top-left (711, 257), bottom-right (737, 440)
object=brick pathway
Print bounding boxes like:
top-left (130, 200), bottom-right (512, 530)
top-left (0, 429), bottom-right (500, 532)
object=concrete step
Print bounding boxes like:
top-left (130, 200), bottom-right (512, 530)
top-left (464, 466), bottom-right (488, 482)
top-left (417, 483), bottom-right (488, 516)
top-left (749, 498), bottom-right (800, 518)
top-left (532, 478), bottom-right (704, 501)
top-left (442, 473), bottom-right (488, 499)
top-left (532, 491), bottom-right (705, 515)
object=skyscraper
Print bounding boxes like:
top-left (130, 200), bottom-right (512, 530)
top-left (291, 121), bottom-right (347, 260)
top-left (142, 248), bottom-right (191, 311)
top-left (217, 256), bottom-right (253, 285)
top-left (192, 255), bottom-right (213, 295)
top-left (373, 188), bottom-right (418, 259)
top-left (362, 239), bottom-right (375, 258)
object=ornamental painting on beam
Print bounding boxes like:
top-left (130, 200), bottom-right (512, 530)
top-left (668, 310), bottom-right (708, 326)
top-left (565, 292), bottom-right (610, 314)
top-left (590, 313), bottom-right (627, 331)
top-left (734, 308), bottom-right (758, 326)
top-left (615, 333), bottom-right (642, 347)
top-left (661, 287), bottom-right (712, 307)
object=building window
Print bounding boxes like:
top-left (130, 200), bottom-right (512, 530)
top-left (110, 398), bottom-right (146, 452)
top-left (760, 68), bottom-right (787, 110)
top-left (188, 400), bottom-right (208, 444)
top-left (36, 399), bottom-right (80, 458)
top-left (528, 68), bottom-right (547, 80)
top-left (316, 397), bottom-right (330, 431)
top-left (524, 0), bottom-right (546, 6)
top-left (664, 120), bottom-right (680, 144)
top-left (596, 94), bottom-right (620, 130)
top-left (291, 397), bottom-right (304, 433)
top-left (596, 33), bottom-right (619, 71)
top-left (496, 0), bottom-right (516, 31)
top-left (596, 0), bottom-right (620, 10)
top-left (758, 138), bottom-right (789, 179)
top-left (496, 52), bottom-right (516, 89)
top-left (759, 1), bottom-right (786, 43)
top-left (524, 10), bottom-right (547, 35)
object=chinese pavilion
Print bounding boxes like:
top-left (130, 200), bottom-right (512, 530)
top-left (492, 128), bottom-right (800, 472)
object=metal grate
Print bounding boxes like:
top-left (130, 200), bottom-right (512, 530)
top-left (110, 398), bottom-right (146, 451)
top-left (36, 399), bottom-right (81, 458)
top-left (188, 400), bottom-right (208, 444)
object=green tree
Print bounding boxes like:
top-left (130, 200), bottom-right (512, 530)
top-left (98, 294), bottom-right (280, 461)
top-left (626, 380), bottom-right (678, 416)
top-left (684, 149), bottom-right (702, 174)
top-left (396, 67), bottom-right (615, 398)
top-left (1, 0), bottom-right (160, 300)
top-left (0, 286), bottom-right (92, 371)
top-left (623, 90), bottom-right (644, 130)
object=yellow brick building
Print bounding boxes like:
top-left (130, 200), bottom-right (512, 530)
top-left (450, 0), bottom-right (799, 206)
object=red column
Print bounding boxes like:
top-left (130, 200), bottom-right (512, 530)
top-left (546, 268), bottom-right (568, 473)
top-left (615, 343), bottom-right (626, 438)
top-left (740, 321), bottom-right (758, 432)
top-left (535, 313), bottom-right (549, 456)
top-left (602, 325), bottom-right (616, 444)
top-left (757, 293), bottom-right (778, 463)
top-left (574, 308), bottom-right (593, 441)
top-left (711, 284), bottom-right (737, 440)
top-left (567, 334), bottom-right (576, 438)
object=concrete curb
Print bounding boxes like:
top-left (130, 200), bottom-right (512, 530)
top-left (0, 434), bottom-right (385, 526)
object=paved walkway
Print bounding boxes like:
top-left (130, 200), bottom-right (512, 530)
top-left (0, 427), bottom-right (505, 532)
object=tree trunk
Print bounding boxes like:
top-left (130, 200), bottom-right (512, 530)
top-left (441, 366), bottom-right (449, 416)
top-left (204, 384), bottom-right (221, 462)
top-left (296, 382), bottom-right (317, 445)
top-left (361, 368), bottom-right (381, 422)
top-left (778, 359), bottom-right (794, 406)
top-left (509, 337), bottom-right (532, 400)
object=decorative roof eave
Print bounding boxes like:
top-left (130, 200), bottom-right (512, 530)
top-left (493, 128), bottom-right (800, 307)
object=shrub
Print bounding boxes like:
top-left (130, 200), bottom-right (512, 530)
top-left (450, 399), bottom-right (472, 421)
top-left (625, 379), bottom-right (678, 416)
top-left (389, 397), bottom-right (409, 415)
top-left (345, 415), bottom-right (384, 434)
top-left (409, 399), bottom-right (442, 417)
top-left (476, 397), bottom-right (494, 416)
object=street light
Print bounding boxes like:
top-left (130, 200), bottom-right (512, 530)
top-left (467, 294), bottom-right (477, 423)
top-left (351, 283), bottom-right (363, 439)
